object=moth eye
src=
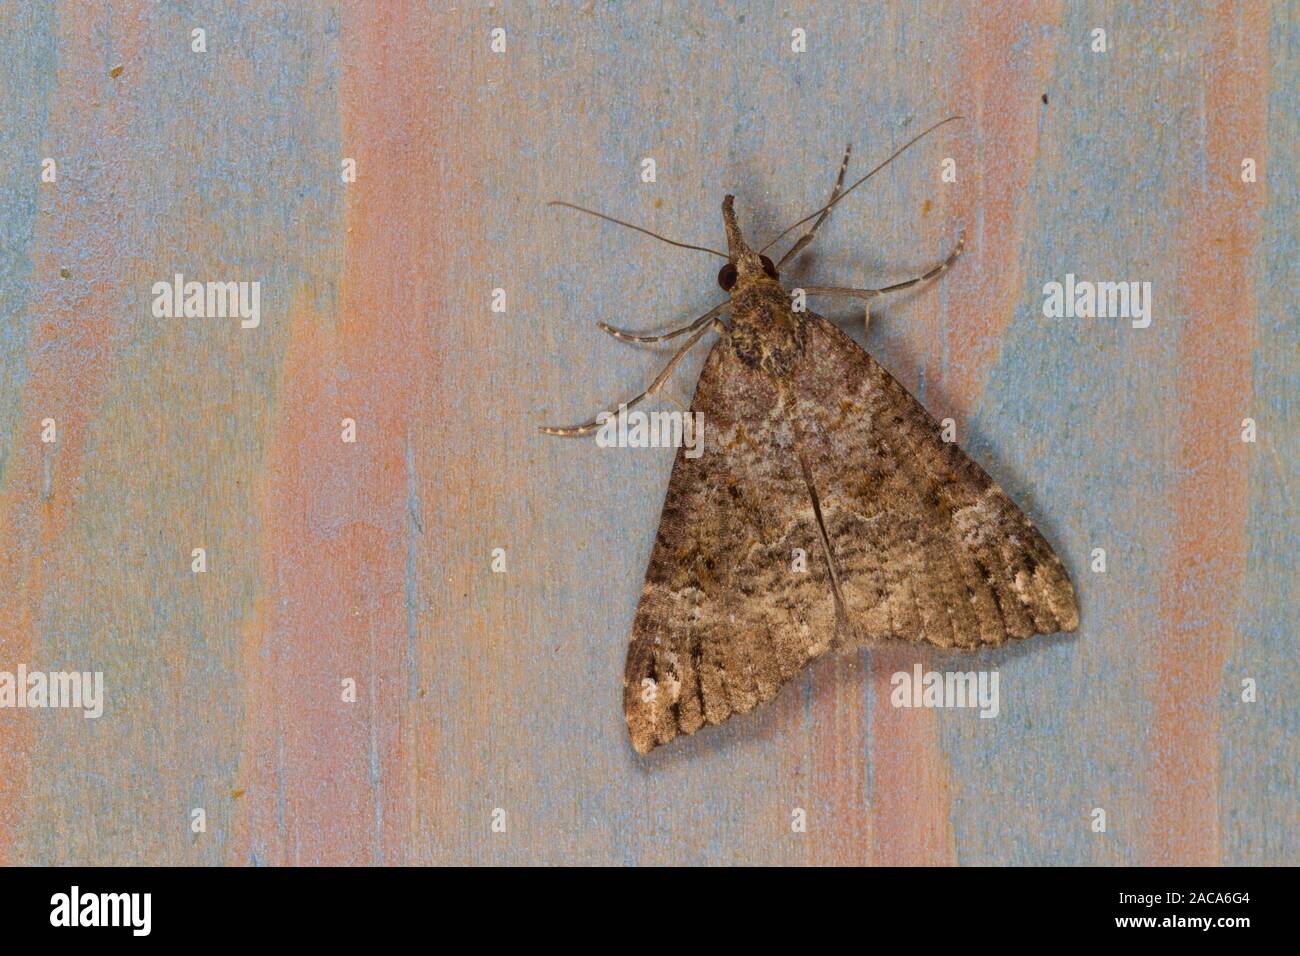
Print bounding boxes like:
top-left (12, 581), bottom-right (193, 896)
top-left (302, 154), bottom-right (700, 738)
top-left (717, 263), bottom-right (738, 291)
top-left (760, 255), bottom-right (779, 280)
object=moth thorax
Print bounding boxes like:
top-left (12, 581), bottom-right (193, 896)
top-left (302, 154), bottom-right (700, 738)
top-left (728, 284), bottom-right (806, 377)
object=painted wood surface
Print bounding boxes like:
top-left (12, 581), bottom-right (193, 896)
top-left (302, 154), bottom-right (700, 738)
top-left (0, 1), bottom-right (1294, 866)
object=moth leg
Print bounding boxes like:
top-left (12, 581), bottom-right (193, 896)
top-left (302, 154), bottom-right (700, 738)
top-left (599, 300), bottom-right (727, 345)
top-left (801, 232), bottom-right (965, 300)
top-left (775, 144), bottom-right (853, 271)
top-left (539, 319), bottom-right (717, 437)
top-left (662, 389), bottom-right (692, 414)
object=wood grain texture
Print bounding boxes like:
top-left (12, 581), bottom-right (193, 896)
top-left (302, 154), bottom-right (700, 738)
top-left (0, 1), bottom-right (1294, 865)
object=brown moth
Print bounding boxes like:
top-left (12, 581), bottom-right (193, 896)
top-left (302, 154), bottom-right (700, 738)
top-left (544, 121), bottom-right (1079, 754)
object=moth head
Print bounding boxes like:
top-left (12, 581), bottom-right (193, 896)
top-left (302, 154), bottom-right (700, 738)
top-left (719, 195), bottom-right (779, 292)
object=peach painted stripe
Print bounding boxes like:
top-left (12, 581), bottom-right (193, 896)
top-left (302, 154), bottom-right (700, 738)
top-left (869, 650), bottom-right (955, 865)
top-left (808, 656), bottom-right (872, 864)
top-left (231, 4), bottom-right (445, 865)
top-left (1149, 3), bottom-right (1266, 866)
top-left (941, 0), bottom-right (1063, 411)
top-left (865, 2), bottom-right (1062, 866)
top-left (0, 2), bottom-right (148, 863)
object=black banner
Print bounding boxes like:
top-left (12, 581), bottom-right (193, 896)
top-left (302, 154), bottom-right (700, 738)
top-left (0, 865), bottom-right (1280, 942)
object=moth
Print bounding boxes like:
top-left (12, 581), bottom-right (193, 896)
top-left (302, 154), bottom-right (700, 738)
top-left (544, 119), bottom-right (1079, 754)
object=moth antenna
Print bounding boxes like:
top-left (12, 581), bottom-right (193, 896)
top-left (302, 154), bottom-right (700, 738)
top-left (759, 115), bottom-right (965, 254)
top-left (547, 201), bottom-right (729, 259)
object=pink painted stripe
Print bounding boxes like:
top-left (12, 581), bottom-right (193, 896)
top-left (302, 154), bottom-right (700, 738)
top-left (809, 656), bottom-right (873, 864)
top-left (867, 2), bottom-right (1063, 866)
top-left (231, 4), bottom-right (447, 864)
top-left (0, 2), bottom-right (149, 863)
top-left (1149, 2), bottom-right (1265, 866)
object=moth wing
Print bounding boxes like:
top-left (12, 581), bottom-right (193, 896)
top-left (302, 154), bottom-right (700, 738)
top-left (791, 311), bottom-right (1080, 649)
top-left (623, 340), bottom-right (840, 754)
top-left (623, 311), bottom-right (1079, 753)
